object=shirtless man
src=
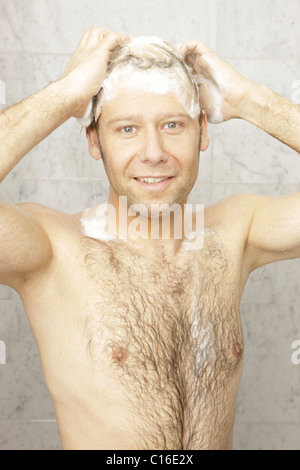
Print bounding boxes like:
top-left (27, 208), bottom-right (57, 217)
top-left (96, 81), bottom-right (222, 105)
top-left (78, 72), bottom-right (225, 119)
top-left (0, 27), bottom-right (300, 450)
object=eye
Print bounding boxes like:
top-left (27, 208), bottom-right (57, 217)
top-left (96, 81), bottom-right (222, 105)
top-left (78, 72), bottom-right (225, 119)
top-left (164, 122), bottom-right (182, 131)
top-left (166, 122), bottom-right (178, 129)
top-left (121, 126), bottom-right (136, 134)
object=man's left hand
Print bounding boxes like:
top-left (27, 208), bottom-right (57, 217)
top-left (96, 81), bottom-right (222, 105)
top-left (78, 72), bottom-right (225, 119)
top-left (178, 40), bottom-right (256, 123)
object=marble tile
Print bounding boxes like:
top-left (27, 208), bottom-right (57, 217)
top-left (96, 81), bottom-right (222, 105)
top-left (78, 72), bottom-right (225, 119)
top-left (229, 58), bottom-right (300, 103)
top-left (89, 154), bottom-right (113, 182)
top-left (98, 0), bottom-right (219, 50)
top-left (90, 179), bottom-right (111, 207)
top-left (11, 121), bottom-right (92, 181)
top-left (0, 0), bottom-right (93, 54)
top-left (211, 57), bottom-right (300, 185)
top-left (16, 178), bottom-right (95, 214)
top-left (236, 303), bottom-right (300, 424)
top-left (0, 175), bottom-right (106, 214)
top-left (0, 0), bottom-right (218, 54)
top-left (242, 261), bottom-right (300, 306)
top-left (187, 183), bottom-right (212, 209)
top-left (272, 261), bottom-right (300, 305)
top-left (217, 0), bottom-right (300, 59)
top-left (0, 53), bottom-right (92, 180)
top-left (0, 420), bottom-right (62, 450)
top-left (242, 264), bottom-right (278, 305)
top-left (0, 301), bottom-right (56, 420)
top-left (0, 286), bottom-right (19, 302)
top-left (213, 119), bottom-right (300, 185)
top-left (211, 182), bottom-right (300, 202)
top-left (0, 171), bottom-right (20, 203)
top-left (3, 0), bottom-right (299, 60)
top-left (233, 422), bottom-right (300, 450)
top-left (0, 53), bottom-right (66, 104)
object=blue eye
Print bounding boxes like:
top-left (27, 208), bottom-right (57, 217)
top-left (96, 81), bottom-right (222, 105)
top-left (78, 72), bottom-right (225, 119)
top-left (122, 126), bottom-right (135, 134)
top-left (166, 122), bottom-right (178, 129)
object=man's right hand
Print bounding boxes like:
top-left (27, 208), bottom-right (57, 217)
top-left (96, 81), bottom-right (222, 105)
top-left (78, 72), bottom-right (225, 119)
top-left (61, 27), bottom-right (130, 119)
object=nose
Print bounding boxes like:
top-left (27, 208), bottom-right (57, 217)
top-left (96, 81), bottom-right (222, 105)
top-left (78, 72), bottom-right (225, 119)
top-left (138, 127), bottom-right (168, 165)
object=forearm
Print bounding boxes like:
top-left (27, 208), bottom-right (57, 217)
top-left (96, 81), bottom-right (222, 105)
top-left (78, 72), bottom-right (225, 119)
top-left (239, 83), bottom-right (300, 154)
top-left (0, 78), bottom-right (74, 182)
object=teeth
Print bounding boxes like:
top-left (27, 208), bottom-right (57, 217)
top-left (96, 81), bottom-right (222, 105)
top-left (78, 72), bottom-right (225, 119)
top-left (136, 177), bottom-right (168, 184)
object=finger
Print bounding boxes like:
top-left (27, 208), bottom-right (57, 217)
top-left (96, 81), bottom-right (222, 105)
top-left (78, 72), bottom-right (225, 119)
top-left (100, 31), bottom-right (131, 52)
top-left (85, 27), bottom-right (113, 46)
top-left (84, 28), bottom-right (130, 51)
top-left (178, 39), bottom-right (211, 58)
top-left (77, 29), bottom-right (91, 50)
top-left (76, 27), bottom-right (110, 50)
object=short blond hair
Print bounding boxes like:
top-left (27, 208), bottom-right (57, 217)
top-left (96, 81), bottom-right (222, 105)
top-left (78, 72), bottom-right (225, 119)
top-left (87, 36), bottom-right (201, 132)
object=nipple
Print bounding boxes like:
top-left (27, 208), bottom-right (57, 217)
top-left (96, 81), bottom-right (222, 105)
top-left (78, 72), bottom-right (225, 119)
top-left (232, 342), bottom-right (243, 358)
top-left (112, 346), bottom-right (129, 365)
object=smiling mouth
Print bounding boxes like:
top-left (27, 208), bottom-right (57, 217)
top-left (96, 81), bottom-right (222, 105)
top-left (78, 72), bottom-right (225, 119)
top-left (135, 176), bottom-right (170, 183)
top-left (134, 176), bottom-right (174, 189)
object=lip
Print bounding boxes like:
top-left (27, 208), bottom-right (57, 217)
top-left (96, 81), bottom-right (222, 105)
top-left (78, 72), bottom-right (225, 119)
top-left (134, 176), bottom-right (174, 190)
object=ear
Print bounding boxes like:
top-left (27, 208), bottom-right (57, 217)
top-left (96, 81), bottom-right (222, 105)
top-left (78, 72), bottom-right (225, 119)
top-left (199, 110), bottom-right (209, 152)
top-left (86, 127), bottom-right (102, 161)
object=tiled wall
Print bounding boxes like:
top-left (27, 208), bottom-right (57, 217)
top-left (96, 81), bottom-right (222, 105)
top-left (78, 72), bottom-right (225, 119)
top-left (0, 0), bottom-right (300, 450)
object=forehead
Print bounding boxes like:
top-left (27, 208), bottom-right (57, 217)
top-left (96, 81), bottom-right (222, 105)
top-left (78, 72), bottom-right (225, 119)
top-left (100, 90), bottom-right (192, 123)
top-left (94, 67), bottom-right (200, 123)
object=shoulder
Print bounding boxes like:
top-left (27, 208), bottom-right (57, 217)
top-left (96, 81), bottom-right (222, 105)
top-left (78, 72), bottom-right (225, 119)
top-left (204, 193), bottom-right (257, 230)
top-left (17, 202), bottom-right (85, 239)
top-left (202, 193), bottom-right (259, 265)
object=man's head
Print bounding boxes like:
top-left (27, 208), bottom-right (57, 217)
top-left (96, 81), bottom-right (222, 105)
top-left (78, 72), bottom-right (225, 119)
top-left (87, 36), bottom-right (209, 212)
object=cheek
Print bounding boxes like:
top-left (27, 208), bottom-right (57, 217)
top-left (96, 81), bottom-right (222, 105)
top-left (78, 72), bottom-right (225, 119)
top-left (170, 137), bottom-right (199, 167)
top-left (102, 136), bottom-right (132, 171)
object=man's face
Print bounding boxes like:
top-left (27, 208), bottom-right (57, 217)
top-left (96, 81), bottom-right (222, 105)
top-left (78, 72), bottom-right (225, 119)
top-left (89, 89), bottom-right (208, 212)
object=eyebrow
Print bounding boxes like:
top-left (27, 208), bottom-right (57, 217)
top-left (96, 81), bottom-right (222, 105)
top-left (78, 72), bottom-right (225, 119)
top-left (107, 113), bottom-right (192, 126)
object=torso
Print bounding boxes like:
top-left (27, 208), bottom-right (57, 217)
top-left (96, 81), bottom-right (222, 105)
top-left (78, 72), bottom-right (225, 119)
top-left (16, 197), bottom-right (252, 450)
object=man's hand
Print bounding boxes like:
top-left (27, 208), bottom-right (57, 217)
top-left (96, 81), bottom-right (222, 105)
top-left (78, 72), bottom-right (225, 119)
top-left (61, 27), bottom-right (130, 118)
top-left (178, 40), bottom-right (255, 123)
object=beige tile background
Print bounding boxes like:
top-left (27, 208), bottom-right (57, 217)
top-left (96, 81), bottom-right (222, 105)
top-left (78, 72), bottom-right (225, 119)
top-left (0, 0), bottom-right (300, 450)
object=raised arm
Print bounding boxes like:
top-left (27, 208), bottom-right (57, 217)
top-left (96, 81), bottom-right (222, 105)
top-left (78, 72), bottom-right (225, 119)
top-left (0, 28), bottom-right (130, 181)
top-left (179, 40), bottom-right (300, 153)
top-left (0, 28), bottom-right (130, 288)
top-left (179, 39), bottom-right (300, 270)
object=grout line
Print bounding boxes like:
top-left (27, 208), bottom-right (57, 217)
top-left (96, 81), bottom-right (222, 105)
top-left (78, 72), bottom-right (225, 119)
top-left (0, 51), bottom-right (72, 57)
top-left (235, 421), bottom-right (300, 426)
top-left (0, 419), bottom-right (57, 423)
top-left (30, 420), bottom-right (57, 423)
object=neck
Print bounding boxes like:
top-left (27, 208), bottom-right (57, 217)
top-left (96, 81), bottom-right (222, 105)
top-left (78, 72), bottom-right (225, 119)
top-left (80, 194), bottom-right (204, 255)
top-left (102, 191), bottom-right (203, 254)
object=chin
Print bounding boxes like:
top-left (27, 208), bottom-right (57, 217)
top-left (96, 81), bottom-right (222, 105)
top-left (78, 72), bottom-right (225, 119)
top-left (124, 192), bottom-right (187, 216)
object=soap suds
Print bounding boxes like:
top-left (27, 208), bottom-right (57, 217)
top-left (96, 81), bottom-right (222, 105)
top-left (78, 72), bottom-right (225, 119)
top-left (94, 66), bottom-right (200, 121)
top-left (190, 304), bottom-right (217, 374)
top-left (77, 35), bottom-right (201, 127)
top-left (80, 202), bottom-right (118, 242)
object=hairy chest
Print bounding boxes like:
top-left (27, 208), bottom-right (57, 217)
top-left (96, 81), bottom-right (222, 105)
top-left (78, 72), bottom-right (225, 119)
top-left (80, 236), bottom-right (244, 449)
